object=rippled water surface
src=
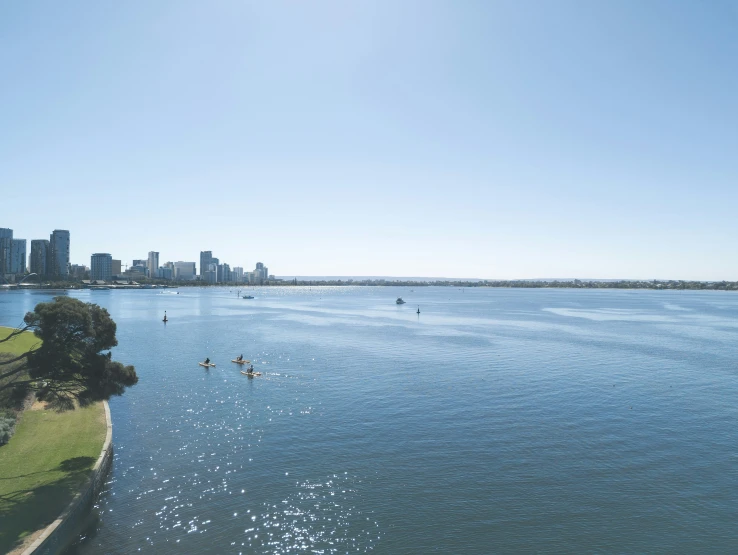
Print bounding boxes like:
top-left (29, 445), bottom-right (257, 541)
top-left (2, 287), bottom-right (738, 553)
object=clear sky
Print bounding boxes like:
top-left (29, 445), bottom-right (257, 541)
top-left (2, 1), bottom-right (737, 280)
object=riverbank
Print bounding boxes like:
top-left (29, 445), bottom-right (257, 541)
top-left (4, 278), bottom-right (738, 290)
top-left (0, 327), bottom-right (108, 554)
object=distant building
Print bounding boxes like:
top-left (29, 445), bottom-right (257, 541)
top-left (0, 228), bottom-right (12, 276)
top-left (217, 263), bottom-right (231, 283)
top-left (204, 262), bottom-right (218, 284)
top-left (49, 230), bottom-right (70, 278)
top-left (70, 264), bottom-right (88, 280)
top-left (158, 266), bottom-right (173, 280)
top-left (233, 267), bottom-right (244, 282)
top-left (10, 239), bottom-right (26, 274)
top-left (200, 251), bottom-right (213, 278)
top-left (147, 251), bottom-right (159, 279)
top-left (249, 262), bottom-right (270, 284)
top-left (90, 253), bottom-right (112, 282)
top-left (133, 259), bottom-right (147, 269)
top-left (121, 265), bottom-right (146, 280)
top-left (209, 257), bottom-right (220, 282)
top-left (30, 239), bottom-right (50, 276)
top-left (112, 259), bottom-right (122, 277)
top-left (174, 261), bottom-right (196, 281)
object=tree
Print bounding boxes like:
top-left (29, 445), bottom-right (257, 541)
top-left (0, 297), bottom-right (137, 410)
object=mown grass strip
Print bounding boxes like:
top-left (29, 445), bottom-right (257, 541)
top-left (0, 326), bottom-right (40, 356)
top-left (0, 327), bottom-right (107, 553)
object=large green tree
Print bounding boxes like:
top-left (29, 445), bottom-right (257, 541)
top-left (0, 297), bottom-right (137, 409)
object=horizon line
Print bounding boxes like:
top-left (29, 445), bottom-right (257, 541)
top-left (277, 276), bottom-right (736, 283)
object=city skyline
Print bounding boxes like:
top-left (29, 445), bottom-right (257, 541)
top-left (1, 224), bottom-right (275, 282)
top-left (2, 2), bottom-right (738, 280)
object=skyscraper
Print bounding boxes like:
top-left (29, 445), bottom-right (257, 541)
top-left (49, 229), bottom-right (70, 278)
top-left (30, 239), bottom-right (50, 276)
top-left (90, 253), bottom-right (113, 281)
top-left (10, 239), bottom-right (27, 274)
top-left (204, 262), bottom-right (217, 284)
top-left (0, 228), bottom-right (12, 276)
top-left (200, 251), bottom-right (213, 278)
top-left (147, 251), bottom-right (159, 279)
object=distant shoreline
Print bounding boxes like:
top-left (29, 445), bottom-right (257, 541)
top-left (3, 279), bottom-right (738, 291)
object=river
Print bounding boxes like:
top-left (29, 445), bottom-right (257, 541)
top-left (1, 286), bottom-right (737, 553)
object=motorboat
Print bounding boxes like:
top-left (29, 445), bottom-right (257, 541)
top-left (396, 297), bottom-right (406, 304)
top-left (243, 295), bottom-right (255, 299)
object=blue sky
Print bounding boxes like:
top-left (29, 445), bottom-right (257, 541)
top-left (2, 1), bottom-right (737, 279)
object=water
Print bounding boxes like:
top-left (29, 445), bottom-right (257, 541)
top-left (2, 287), bottom-right (738, 553)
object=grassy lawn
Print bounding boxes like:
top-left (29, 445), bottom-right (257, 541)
top-left (0, 326), bottom-right (107, 553)
top-left (0, 326), bottom-right (40, 356)
top-left (0, 326), bottom-right (39, 412)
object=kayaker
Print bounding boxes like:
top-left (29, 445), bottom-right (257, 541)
top-left (248, 364), bottom-right (254, 372)
top-left (204, 357), bottom-right (210, 365)
top-left (237, 354), bottom-right (243, 361)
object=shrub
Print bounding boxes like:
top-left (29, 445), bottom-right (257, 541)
top-left (0, 411), bottom-right (16, 445)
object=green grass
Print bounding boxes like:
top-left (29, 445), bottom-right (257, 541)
top-left (0, 327), bottom-right (39, 411)
top-left (0, 403), bottom-right (107, 553)
top-left (0, 326), bottom-right (107, 553)
top-left (0, 326), bottom-right (41, 356)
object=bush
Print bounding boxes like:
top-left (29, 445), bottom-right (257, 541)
top-left (0, 411), bottom-right (16, 445)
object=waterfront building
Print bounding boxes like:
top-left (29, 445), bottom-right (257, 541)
top-left (70, 264), bottom-right (88, 280)
top-left (158, 266), bottom-right (173, 280)
top-left (133, 259), bottom-right (147, 269)
top-left (204, 262), bottom-right (217, 284)
top-left (90, 253), bottom-right (113, 282)
top-left (30, 239), bottom-right (49, 276)
top-left (10, 239), bottom-right (26, 275)
top-left (249, 262), bottom-right (270, 284)
top-left (147, 251), bottom-right (159, 279)
top-left (174, 261), bottom-right (196, 280)
top-left (0, 228), bottom-right (12, 277)
top-left (233, 267), bottom-right (244, 282)
top-left (217, 263), bottom-right (231, 283)
top-left (121, 266), bottom-right (146, 280)
top-left (210, 257), bottom-right (220, 282)
top-left (200, 251), bottom-right (213, 278)
top-left (49, 229), bottom-right (70, 278)
top-left (112, 259), bottom-right (122, 277)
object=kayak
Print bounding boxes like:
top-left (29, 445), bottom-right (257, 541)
top-left (241, 370), bottom-right (262, 376)
top-left (231, 359), bottom-right (251, 364)
top-left (198, 362), bottom-right (216, 368)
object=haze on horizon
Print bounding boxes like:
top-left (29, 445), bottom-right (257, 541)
top-left (2, 1), bottom-right (737, 281)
